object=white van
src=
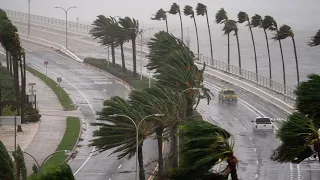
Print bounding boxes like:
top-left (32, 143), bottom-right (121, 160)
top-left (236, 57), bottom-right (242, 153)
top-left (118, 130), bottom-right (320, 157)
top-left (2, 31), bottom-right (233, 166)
top-left (251, 117), bottom-right (274, 131)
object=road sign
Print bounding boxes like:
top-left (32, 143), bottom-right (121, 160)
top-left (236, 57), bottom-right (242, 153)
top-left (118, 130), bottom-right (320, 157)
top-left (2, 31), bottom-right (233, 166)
top-left (28, 83), bottom-right (36, 86)
top-left (57, 77), bottom-right (62, 82)
top-left (0, 116), bottom-right (21, 125)
top-left (44, 60), bottom-right (48, 65)
top-left (28, 94), bottom-right (35, 103)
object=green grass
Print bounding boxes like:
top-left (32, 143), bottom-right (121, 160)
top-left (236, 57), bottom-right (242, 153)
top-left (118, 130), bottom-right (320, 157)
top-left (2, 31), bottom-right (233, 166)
top-left (42, 116), bottom-right (80, 171)
top-left (26, 66), bottom-right (75, 111)
top-left (84, 57), bottom-right (156, 90)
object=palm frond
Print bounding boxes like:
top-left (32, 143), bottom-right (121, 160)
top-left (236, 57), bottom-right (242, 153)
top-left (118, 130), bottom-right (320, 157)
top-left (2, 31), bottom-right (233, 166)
top-left (251, 14), bottom-right (262, 28)
top-left (169, 3), bottom-right (180, 15)
top-left (183, 5), bottom-right (194, 18)
top-left (196, 3), bottom-right (207, 16)
top-left (237, 11), bottom-right (248, 24)
top-left (215, 8), bottom-right (228, 24)
top-left (307, 29), bottom-right (320, 47)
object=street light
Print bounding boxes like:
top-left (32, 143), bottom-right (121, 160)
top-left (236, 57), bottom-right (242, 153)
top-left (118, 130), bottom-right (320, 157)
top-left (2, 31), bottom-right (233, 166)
top-left (54, 6), bottom-right (77, 49)
top-left (27, 0), bottom-right (32, 36)
top-left (109, 113), bottom-right (164, 180)
top-left (22, 150), bottom-right (71, 173)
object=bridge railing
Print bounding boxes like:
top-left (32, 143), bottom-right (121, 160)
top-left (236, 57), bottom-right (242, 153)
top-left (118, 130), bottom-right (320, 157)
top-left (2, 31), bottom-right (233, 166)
top-left (197, 54), bottom-right (296, 107)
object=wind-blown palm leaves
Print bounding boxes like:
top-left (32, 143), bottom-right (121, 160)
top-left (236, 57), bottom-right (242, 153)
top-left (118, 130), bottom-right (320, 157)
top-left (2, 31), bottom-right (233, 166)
top-left (196, 3), bottom-right (213, 61)
top-left (129, 86), bottom-right (187, 177)
top-left (90, 96), bottom-right (149, 180)
top-left (272, 25), bottom-right (300, 85)
top-left (171, 120), bottom-right (238, 180)
top-left (118, 17), bottom-right (140, 76)
top-left (169, 3), bottom-right (183, 42)
top-left (238, 11), bottom-right (258, 76)
top-left (223, 19), bottom-right (240, 71)
top-left (151, 8), bottom-right (168, 33)
top-left (308, 29), bottom-right (320, 47)
top-left (271, 112), bottom-right (320, 163)
top-left (183, 5), bottom-right (200, 60)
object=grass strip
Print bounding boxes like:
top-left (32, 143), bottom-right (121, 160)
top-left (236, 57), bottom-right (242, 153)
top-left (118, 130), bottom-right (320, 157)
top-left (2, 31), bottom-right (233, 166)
top-left (26, 66), bottom-right (75, 110)
top-left (42, 116), bottom-right (80, 172)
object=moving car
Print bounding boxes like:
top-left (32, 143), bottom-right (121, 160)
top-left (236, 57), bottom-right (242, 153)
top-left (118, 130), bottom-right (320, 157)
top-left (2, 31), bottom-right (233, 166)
top-left (219, 89), bottom-right (238, 103)
top-left (251, 117), bottom-right (275, 131)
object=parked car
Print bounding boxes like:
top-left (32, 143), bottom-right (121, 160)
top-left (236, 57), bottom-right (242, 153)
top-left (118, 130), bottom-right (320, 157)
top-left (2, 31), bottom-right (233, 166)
top-left (218, 89), bottom-right (238, 103)
top-left (251, 117), bottom-right (275, 131)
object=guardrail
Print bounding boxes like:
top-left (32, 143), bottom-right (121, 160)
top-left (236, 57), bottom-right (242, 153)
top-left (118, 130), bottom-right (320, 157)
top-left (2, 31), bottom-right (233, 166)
top-left (197, 55), bottom-right (296, 106)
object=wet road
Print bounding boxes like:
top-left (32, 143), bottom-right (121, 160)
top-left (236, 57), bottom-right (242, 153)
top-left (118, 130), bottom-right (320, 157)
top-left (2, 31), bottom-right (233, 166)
top-left (12, 21), bottom-right (319, 180)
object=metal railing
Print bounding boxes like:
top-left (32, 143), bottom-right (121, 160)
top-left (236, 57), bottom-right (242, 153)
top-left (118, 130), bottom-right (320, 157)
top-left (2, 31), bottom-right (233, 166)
top-left (198, 54), bottom-right (296, 106)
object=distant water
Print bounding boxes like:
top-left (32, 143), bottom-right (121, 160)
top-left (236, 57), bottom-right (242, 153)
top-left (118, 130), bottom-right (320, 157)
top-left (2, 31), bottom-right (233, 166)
top-left (1, 0), bottom-right (320, 87)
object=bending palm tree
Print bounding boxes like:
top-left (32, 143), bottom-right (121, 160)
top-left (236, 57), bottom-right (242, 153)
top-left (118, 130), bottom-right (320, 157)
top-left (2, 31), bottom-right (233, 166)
top-left (90, 96), bottom-right (150, 180)
top-left (151, 8), bottom-right (168, 32)
top-left (215, 8), bottom-right (229, 70)
top-left (118, 17), bottom-right (140, 76)
top-left (183, 5), bottom-right (200, 60)
top-left (169, 3), bottom-right (183, 42)
top-left (238, 11), bottom-right (257, 77)
top-left (273, 25), bottom-right (300, 85)
top-left (251, 14), bottom-right (274, 82)
top-left (196, 3), bottom-right (213, 62)
top-left (223, 20), bottom-right (239, 72)
top-left (172, 120), bottom-right (238, 180)
top-left (308, 29), bottom-right (320, 47)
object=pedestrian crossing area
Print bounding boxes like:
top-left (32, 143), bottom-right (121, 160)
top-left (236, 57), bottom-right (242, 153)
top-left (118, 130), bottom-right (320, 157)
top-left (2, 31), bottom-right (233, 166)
top-left (290, 163), bottom-right (302, 180)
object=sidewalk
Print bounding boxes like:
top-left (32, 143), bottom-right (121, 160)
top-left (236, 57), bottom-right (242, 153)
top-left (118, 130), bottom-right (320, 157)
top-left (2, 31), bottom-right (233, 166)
top-left (24, 71), bottom-right (81, 175)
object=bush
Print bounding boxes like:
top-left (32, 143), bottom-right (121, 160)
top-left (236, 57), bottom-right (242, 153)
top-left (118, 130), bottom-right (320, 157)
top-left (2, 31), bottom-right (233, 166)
top-left (29, 164), bottom-right (75, 180)
top-left (24, 108), bottom-right (41, 122)
top-left (0, 65), bottom-right (16, 101)
top-left (1, 105), bottom-right (17, 116)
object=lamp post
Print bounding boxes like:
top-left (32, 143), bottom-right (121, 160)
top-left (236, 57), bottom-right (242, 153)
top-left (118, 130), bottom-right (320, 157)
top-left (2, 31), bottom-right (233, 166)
top-left (54, 6), bottom-right (77, 49)
top-left (27, 0), bottom-right (32, 36)
top-left (109, 113), bottom-right (164, 180)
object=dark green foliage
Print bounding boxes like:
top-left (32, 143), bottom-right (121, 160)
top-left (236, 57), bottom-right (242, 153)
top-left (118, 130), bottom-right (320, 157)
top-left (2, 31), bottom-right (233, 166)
top-left (223, 20), bottom-right (238, 35)
top-left (251, 14), bottom-right (262, 28)
top-left (195, 3), bottom-right (206, 16)
top-left (24, 108), bottom-right (41, 122)
top-left (295, 74), bottom-right (320, 126)
top-left (262, 15), bottom-right (277, 31)
top-left (0, 64), bottom-right (15, 101)
top-left (30, 164), bottom-right (75, 180)
top-left (215, 8), bottom-right (228, 24)
top-left (237, 11), bottom-right (248, 24)
top-left (0, 141), bottom-right (15, 180)
top-left (272, 24), bottom-right (293, 40)
top-left (183, 5), bottom-right (194, 18)
top-left (271, 112), bottom-right (319, 163)
top-left (12, 146), bottom-right (27, 180)
top-left (169, 3), bottom-right (180, 15)
top-left (151, 8), bottom-right (167, 21)
top-left (308, 29), bottom-right (320, 47)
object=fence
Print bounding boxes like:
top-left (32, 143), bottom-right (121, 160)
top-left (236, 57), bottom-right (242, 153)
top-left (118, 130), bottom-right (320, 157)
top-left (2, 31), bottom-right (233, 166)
top-left (198, 54), bottom-right (296, 106)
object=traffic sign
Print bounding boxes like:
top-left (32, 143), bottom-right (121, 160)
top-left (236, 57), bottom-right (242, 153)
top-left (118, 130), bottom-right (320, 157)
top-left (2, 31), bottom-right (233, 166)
top-left (57, 77), bottom-right (62, 82)
top-left (44, 60), bottom-right (48, 65)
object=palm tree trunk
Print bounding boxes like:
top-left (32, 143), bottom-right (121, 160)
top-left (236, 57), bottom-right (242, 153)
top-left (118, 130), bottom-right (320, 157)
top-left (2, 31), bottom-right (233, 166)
top-left (120, 43), bottom-right (126, 72)
top-left (170, 123), bottom-right (179, 168)
top-left (291, 36), bottom-right (300, 85)
top-left (248, 21), bottom-right (258, 76)
top-left (178, 12), bottom-right (184, 42)
top-left (263, 29), bottom-right (272, 83)
top-left (227, 33), bottom-right (230, 72)
top-left (155, 127), bottom-right (164, 179)
top-left (19, 55), bottom-right (25, 124)
top-left (13, 55), bottom-right (22, 132)
top-left (276, 29), bottom-right (286, 87)
top-left (186, 97), bottom-right (193, 118)
top-left (9, 52), bottom-right (13, 75)
top-left (205, 12), bottom-right (214, 64)
top-left (6, 50), bottom-right (9, 70)
top-left (138, 143), bottom-right (146, 180)
top-left (111, 42), bottom-right (116, 66)
top-left (235, 33), bottom-right (242, 72)
top-left (193, 17), bottom-right (200, 61)
top-left (131, 37), bottom-right (137, 76)
top-left (165, 19), bottom-right (169, 33)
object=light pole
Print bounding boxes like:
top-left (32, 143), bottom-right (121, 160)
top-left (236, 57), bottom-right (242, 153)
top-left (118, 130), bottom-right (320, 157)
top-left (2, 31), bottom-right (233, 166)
top-left (109, 113), bottom-right (164, 180)
top-left (54, 6), bottom-right (77, 49)
top-left (139, 28), bottom-right (154, 80)
top-left (27, 0), bottom-right (32, 36)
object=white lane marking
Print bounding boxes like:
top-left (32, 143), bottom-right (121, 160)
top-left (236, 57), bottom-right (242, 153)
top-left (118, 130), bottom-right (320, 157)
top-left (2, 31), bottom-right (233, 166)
top-left (243, 127), bottom-right (247, 130)
top-left (255, 173), bottom-right (258, 179)
top-left (254, 148), bottom-right (257, 152)
top-left (103, 89), bottom-right (107, 92)
top-left (256, 160), bottom-right (259, 165)
top-left (249, 137), bottom-right (253, 141)
top-left (118, 164), bottom-right (122, 169)
top-left (234, 117), bottom-right (239, 121)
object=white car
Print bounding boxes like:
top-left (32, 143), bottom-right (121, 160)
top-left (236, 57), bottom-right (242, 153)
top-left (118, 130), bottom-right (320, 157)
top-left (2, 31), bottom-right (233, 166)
top-left (251, 117), bottom-right (275, 131)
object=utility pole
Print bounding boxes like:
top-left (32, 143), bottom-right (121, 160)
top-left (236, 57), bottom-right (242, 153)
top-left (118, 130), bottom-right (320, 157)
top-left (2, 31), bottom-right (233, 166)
top-left (28, 0), bottom-right (32, 36)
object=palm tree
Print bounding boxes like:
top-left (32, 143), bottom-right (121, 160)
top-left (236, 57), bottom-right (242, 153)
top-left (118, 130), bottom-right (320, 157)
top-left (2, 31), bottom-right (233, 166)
top-left (129, 86), bottom-right (187, 178)
top-left (251, 14), bottom-right (274, 82)
top-left (222, 20), bottom-right (240, 71)
top-left (307, 29), bottom-right (320, 47)
top-left (90, 15), bottom-right (117, 66)
top-left (90, 96), bottom-right (149, 180)
top-left (118, 17), bottom-right (140, 76)
top-left (196, 3), bottom-right (213, 62)
top-left (169, 3), bottom-right (183, 42)
top-left (273, 25), bottom-right (300, 85)
top-left (263, 16), bottom-right (286, 86)
top-left (151, 8), bottom-right (168, 32)
top-left (183, 5), bottom-right (200, 60)
top-left (172, 120), bottom-right (238, 180)
top-left (215, 8), bottom-right (230, 70)
top-left (238, 11), bottom-right (258, 76)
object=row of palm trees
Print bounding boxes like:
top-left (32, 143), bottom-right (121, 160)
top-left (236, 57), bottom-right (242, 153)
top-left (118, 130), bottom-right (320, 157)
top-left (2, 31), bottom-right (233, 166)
top-left (151, 3), bottom-right (304, 86)
top-left (90, 15), bottom-right (140, 75)
top-left (0, 9), bottom-right (26, 131)
top-left (90, 31), bottom-right (239, 180)
top-left (271, 34), bottom-right (320, 164)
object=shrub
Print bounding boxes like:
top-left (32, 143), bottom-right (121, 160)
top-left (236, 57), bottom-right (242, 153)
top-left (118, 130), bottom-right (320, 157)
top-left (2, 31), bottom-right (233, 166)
top-left (30, 164), bottom-right (75, 180)
top-left (24, 108), bottom-right (41, 122)
top-left (1, 105), bottom-right (17, 116)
